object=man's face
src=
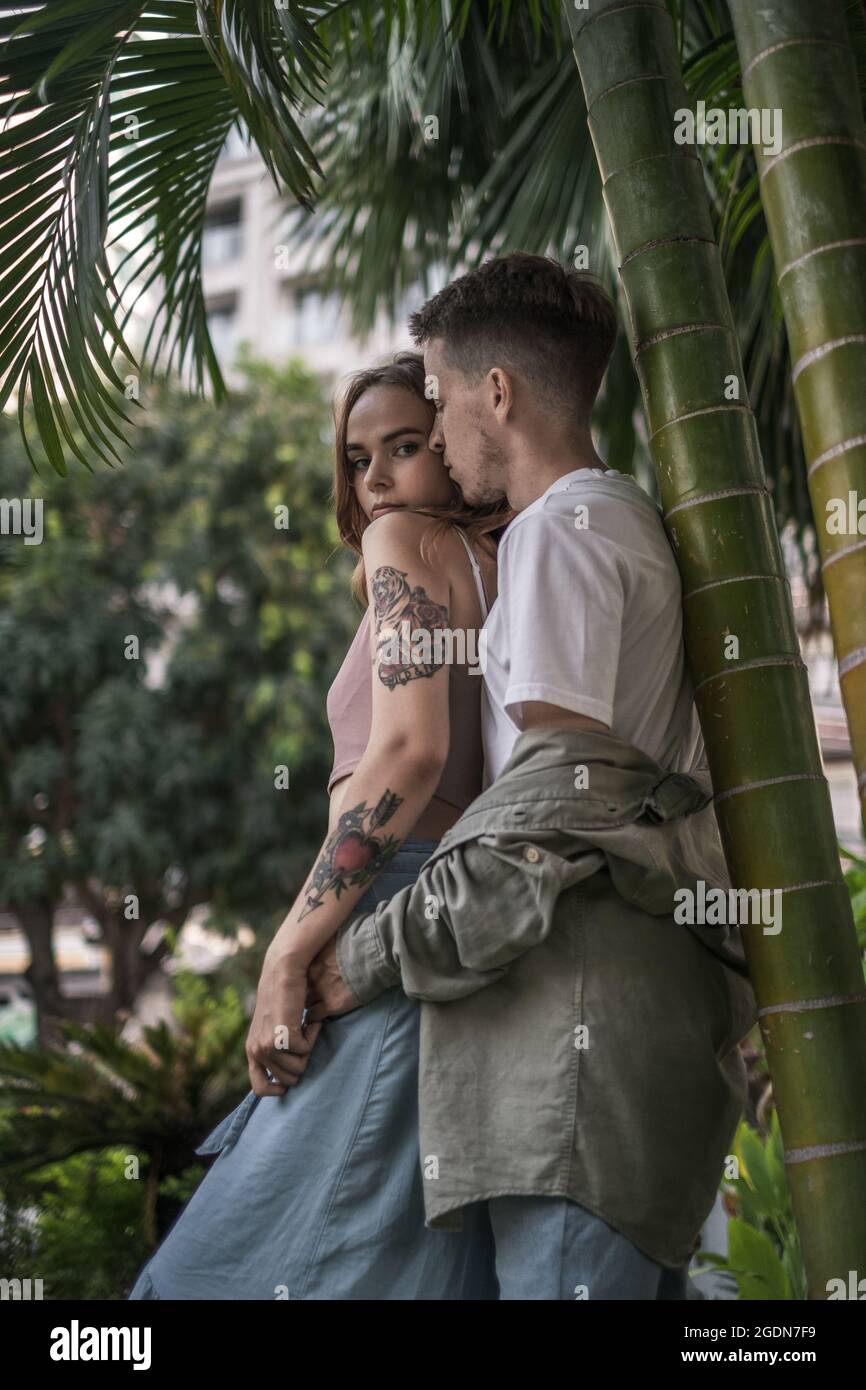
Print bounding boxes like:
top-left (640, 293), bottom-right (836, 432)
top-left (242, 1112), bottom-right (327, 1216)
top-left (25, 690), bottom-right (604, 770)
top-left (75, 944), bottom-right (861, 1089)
top-left (423, 338), bottom-right (509, 506)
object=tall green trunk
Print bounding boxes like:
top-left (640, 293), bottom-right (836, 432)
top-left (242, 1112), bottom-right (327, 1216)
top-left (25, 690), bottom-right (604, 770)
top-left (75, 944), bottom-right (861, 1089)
top-left (564, 0), bottom-right (866, 1296)
top-left (727, 1), bottom-right (866, 826)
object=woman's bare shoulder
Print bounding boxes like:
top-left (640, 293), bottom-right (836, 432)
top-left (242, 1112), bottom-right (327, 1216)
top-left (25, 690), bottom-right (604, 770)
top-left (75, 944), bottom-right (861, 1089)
top-left (362, 509), bottom-right (460, 568)
top-left (363, 507), bottom-right (438, 538)
top-left (361, 507), bottom-right (429, 553)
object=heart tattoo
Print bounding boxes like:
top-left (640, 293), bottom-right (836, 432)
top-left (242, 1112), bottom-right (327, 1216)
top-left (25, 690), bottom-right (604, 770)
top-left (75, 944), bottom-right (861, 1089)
top-left (299, 788), bottom-right (404, 919)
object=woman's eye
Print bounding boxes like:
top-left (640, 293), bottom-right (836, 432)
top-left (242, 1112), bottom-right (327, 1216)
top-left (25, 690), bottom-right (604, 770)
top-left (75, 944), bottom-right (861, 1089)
top-left (394, 443), bottom-right (418, 457)
top-left (352, 458), bottom-right (369, 470)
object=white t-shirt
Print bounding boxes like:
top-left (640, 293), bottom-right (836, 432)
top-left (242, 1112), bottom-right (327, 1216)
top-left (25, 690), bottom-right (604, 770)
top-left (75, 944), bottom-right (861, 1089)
top-left (480, 467), bottom-right (705, 788)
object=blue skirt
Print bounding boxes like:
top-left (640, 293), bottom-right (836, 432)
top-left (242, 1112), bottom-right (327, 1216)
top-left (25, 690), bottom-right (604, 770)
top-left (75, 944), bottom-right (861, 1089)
top-left (127, 840), bottom-right (498, 1300)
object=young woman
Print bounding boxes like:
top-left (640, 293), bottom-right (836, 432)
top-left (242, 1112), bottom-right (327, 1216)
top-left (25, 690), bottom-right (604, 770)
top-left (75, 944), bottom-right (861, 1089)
top-left (127, 352), bottom-right (513, 1300)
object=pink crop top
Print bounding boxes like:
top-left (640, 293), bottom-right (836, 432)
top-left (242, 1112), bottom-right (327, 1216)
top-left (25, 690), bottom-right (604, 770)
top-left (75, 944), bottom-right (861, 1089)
top-left (326, 529), bottom-right (491, 811)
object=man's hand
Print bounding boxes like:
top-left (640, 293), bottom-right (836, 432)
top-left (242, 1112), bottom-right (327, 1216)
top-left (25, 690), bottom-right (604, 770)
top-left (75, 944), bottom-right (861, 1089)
top-left (305, 935), bottom-right (361, 1022)
top-left (246, 950), bottom-right (324, 1096)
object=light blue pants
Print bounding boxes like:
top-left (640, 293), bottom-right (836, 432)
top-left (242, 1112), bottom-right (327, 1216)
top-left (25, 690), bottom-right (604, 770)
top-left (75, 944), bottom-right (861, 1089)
top-left (484, 1196), bottom-right (691, 1300)
top-left (127, 839), bottom-right (690, 1300)
top-left (127, 841), bottom-right (498, 1300)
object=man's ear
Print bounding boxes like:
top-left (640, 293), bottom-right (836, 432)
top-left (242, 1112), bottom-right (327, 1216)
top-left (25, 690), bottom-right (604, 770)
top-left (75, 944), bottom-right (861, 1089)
top-left (487, 366), bottom-right (515, 421)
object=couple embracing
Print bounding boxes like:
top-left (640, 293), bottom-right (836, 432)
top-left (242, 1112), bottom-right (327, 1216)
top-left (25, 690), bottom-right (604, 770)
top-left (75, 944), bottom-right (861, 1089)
top-left (129, 253), bottom-right (756, 1302)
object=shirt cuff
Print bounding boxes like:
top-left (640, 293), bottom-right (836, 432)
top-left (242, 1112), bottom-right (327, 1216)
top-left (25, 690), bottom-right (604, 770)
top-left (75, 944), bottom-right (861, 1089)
top-left (335, 907), bottom-right (401, 1006)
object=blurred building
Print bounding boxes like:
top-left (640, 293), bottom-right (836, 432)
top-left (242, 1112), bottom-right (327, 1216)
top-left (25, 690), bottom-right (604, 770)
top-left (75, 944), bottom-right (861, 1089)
top-left (200, 128), bottom-right (421, 386)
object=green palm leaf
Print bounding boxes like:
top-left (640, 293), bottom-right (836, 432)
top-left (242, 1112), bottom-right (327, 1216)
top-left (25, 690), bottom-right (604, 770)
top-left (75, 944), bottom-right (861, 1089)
top-left (5, 0), bottom-right (865, 488)
top-left (287, 3), bottom-right (581, 337)
top-left (0, 3), bottom-right (144, 475)
top-left (0, 1), bottom-right (332, 476)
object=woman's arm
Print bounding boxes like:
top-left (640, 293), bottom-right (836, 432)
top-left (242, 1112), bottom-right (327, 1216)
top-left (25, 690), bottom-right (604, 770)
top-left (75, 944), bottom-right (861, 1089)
top-left (246, 510), bottom-right (455, 1094)
top-left (268, 508), bottom-right (455, 966)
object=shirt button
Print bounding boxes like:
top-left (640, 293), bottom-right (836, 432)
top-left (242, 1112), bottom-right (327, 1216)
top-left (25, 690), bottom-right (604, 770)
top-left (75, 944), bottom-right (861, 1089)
top-left (523, 845), bottom-right (541, 863)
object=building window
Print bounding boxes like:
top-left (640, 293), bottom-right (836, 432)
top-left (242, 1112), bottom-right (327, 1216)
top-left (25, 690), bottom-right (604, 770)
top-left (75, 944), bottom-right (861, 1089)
top-left (202, 199), bottom-right (243, 268)
top-left (206, 292), bottom-right (239, 364)
top-left (284, 282), bottom-right (343, 348)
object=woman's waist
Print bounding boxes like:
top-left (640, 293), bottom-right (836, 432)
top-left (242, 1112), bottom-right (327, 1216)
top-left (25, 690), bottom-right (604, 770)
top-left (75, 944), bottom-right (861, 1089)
top-left (406, 793), bottom-right (465, 842)
top-left (392, 839), bottom-right (440, 855)
top-left (354, 839), bottom-right (439, 911)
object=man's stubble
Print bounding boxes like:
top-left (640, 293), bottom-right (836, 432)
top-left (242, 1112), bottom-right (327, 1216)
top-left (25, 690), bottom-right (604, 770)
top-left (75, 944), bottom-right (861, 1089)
top-left (459, 422), bottom-right (509, 507)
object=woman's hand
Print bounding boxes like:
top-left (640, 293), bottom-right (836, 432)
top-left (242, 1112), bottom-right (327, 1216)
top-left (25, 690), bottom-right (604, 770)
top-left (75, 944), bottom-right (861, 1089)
top-left (305, 935), bottom-right (361, 1022)
top-left (246, 948), bottom-right (324, 1096)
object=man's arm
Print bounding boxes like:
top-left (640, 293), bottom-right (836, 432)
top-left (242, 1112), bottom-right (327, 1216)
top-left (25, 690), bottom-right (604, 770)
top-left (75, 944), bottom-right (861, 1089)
top-left (320, 712), bottom-right (612, 1013)
top-left (326, 824), bottom-right (601, 1009)
top-left (324, 509), bottom-right (624, 1011)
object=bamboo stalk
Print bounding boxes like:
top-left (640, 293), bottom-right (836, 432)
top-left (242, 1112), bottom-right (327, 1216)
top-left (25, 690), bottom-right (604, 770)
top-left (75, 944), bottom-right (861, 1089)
top-left (565, 0), bottom-right (866, 1297)
top-left (728, 0), bottom-right (866, 835)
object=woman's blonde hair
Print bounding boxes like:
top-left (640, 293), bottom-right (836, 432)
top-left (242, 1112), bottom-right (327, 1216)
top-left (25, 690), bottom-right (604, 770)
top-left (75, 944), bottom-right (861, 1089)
top-left (330, 350), bottom-right (515, 606)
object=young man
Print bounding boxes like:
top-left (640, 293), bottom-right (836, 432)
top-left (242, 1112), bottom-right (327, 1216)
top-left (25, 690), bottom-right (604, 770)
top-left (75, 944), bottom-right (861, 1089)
top-left (307, 253), bottom-right (748, 1298)
top-left (416, 253), bottom-right (704, 789)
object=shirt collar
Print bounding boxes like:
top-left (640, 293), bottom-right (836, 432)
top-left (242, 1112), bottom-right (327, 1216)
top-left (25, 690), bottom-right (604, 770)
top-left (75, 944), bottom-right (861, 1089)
top-left (515, 468), bottom-right (624, 521)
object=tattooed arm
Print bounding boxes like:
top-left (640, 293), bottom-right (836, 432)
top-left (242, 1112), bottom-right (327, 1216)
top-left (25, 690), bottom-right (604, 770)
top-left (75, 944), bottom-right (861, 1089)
top-left (246, 511), bottom-right (453, 1094)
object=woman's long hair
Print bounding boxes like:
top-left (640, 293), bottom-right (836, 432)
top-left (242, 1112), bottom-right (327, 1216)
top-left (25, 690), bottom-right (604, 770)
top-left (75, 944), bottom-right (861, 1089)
top-left (331, 351), bottom-right (515, 607)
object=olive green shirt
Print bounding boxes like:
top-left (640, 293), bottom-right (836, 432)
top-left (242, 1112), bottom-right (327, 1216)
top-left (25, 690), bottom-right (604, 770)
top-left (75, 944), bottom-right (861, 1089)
top-left (336, 727), bottom-right (757, 1269)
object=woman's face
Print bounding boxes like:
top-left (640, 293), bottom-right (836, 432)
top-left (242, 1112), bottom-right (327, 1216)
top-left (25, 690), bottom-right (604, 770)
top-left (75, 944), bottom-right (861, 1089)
top-left (346, 385), bottom-right (454, 523)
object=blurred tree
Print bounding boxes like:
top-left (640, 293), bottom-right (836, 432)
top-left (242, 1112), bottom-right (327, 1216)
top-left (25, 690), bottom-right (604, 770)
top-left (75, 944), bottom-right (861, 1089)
top-left (0, 969), bottom-right (257, 1258)
top-left (0, 355), bottom-right (358, 1041)
top-left (0, 1148), bottom-right (150, 1300)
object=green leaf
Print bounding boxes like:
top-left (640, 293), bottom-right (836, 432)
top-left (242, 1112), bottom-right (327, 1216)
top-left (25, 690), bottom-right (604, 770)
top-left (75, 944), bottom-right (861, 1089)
top-left (727, 1218), bottom-right (792, 1299)
top-left (0, 1), bottom-right (339, 475)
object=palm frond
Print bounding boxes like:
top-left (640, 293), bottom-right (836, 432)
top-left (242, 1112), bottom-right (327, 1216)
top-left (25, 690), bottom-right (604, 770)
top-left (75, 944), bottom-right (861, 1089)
top-left (0, 1), bottom-right (334, 475)
top-left (192, 0), bottom-right (327, 199)
top-left (0, 981), bottom-right (249, 1178)
top-left (0, 2), bottom-right (146, 474)
top-left (282, 3), bottom-right (595, 337)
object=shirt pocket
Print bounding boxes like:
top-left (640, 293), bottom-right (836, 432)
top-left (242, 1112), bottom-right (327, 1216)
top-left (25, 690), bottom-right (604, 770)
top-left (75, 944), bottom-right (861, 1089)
top-left (194, 1089), bottom-right (260, 1157)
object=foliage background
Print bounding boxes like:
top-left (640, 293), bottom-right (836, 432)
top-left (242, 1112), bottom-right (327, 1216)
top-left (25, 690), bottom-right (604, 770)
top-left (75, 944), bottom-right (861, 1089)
top-left (0, 355), bottom-right (359, 1038)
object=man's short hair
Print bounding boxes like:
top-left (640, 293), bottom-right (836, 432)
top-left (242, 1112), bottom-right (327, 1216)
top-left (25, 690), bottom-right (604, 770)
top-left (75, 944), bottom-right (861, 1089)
top-left (409, 253), bottom-right (618, 424)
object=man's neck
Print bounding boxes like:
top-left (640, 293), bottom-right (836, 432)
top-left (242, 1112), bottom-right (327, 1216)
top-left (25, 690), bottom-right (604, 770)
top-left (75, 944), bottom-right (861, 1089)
top-left (504, 438), bottom-right (608, 513)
